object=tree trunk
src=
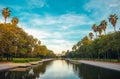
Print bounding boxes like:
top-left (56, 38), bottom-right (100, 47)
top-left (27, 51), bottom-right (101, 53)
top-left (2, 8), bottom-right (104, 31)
top-left (0, 54), bottom-right (3, 61)
top-left (117, 49), bottom-right (120, 62)
top-left (114, 26), bottom-right (116, 32)
top-left (104, 31), bottom-right (106, 35)
top-left (104, 52), bottom-right (106, 61)
top-left (5, 18), bottom-right (6, 24)
top-left (95, 32), bottom-right (97, 38)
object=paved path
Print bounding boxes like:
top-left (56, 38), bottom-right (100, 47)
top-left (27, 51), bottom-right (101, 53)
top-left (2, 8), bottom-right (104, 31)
top-left (68, 59), bottom-right (120, 71)
top-left (0, 63), bottom-right (17, 71)
top-left (0, 59), bottom-right (54, 72)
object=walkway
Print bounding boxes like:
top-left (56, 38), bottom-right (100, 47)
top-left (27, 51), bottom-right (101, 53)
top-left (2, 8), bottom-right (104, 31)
top-left (68, 59), bottom-right (120, 72)
top-left (0, 59), bottom-right (54, 72)
top-left (0, 63), bottom-right (18, 71)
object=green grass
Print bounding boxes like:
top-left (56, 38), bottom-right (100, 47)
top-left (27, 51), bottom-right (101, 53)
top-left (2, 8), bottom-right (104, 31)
top-left (12, 58), bottom-right (41, 63)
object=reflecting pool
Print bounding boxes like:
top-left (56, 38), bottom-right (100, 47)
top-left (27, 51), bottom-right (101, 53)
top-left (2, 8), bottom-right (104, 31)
top-left (0, 60), bottom-right (120, 79)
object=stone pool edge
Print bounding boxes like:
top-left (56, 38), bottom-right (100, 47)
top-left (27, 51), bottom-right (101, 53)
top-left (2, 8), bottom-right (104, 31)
top-left (0, 59), bottom-right (54, 72)
top-left (66, 59), bottom-right (120, 72)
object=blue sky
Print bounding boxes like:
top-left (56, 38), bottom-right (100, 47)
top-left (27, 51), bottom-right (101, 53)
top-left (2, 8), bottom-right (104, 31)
top-left (0, 0), bottom-right (120, 54)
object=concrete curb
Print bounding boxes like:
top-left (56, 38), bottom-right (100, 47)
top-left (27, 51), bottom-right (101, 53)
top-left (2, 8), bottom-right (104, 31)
top-left (67, 59), bottom-right (120, 72)
top-left (0, 59), bottom-right (54, 72)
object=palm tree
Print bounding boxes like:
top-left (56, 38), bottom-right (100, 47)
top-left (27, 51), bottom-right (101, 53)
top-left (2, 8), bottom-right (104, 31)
top-left (109, 14), bottom-right (118, 32)
top-left (97, 25), bottom-right (102, 37)
top-left (72, 45), bottom-right (76, 51)
top-left (101, 20), bottom-right (107, 34)
top-left (11, 16), bottom-right (19, 25)
top-left (89, 32), bottom-right (94, 40)
top-left (2, 7), bottom-right (11, 23)
top-left (76, 41), bottom-right (81, 47)
top-left (92, 24), bottom-right (97, 37)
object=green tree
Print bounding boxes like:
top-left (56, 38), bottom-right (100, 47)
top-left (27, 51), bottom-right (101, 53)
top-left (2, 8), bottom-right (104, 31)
top-left (2, 7), bottom-right (11, 23)
top-left (109, 14), bottom-right (118, 32)
top-left (92, 24), bottom-right (97, 37)
top-left (97, 25), bottom-right (102, 37)
top-left (72, 45), bottom-right (76, 51)
top-left (101, 20), bottom-right (107, 34)
top-left (11, 16), bottom-right (19, 26)
top-left (89, 32), bottom-right (94, 40)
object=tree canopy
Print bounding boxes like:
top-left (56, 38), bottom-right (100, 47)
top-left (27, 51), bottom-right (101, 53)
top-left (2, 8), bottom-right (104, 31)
top-left (0, 7), bottom-right (56, 60)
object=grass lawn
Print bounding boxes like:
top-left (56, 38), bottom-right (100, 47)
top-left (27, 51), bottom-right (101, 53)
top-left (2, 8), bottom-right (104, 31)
top-left (0, 58), bottom-right (41, 63)
top-left (12, 58), bottom-right (41, 63)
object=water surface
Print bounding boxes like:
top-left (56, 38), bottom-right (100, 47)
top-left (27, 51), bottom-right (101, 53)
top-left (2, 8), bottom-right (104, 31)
top-left (0, 60), bottom-right (120, 79)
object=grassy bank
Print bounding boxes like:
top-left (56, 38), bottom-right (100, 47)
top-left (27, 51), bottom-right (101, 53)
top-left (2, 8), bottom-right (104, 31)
top-left (12, 58), bottom-right (41, 63)
top-left (0, 58), bottom-right (41, 63)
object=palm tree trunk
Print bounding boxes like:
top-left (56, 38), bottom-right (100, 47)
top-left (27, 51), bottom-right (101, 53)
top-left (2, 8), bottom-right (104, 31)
top-left (117, 49), bottom-right (120, 62)
top-left (114, 26), bottom-right (116, 32)
top-left (5, 18), bottom-right (6, 24)
top-left (104, 31), bottom-right (106, 35)
top-left (95, 32), bottom-right (97, 38)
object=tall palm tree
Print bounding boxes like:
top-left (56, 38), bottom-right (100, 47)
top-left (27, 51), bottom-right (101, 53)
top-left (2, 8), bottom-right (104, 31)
top-left (11, 16), bottom-right (19, 25)
top-left (109, 14), bottom-right (118, 32)
top-left (92, 24), bottom-right (97, 37)
top-left (97, 25), bottom-right (102, 37)
top-left (89, 32), bottom-right (94, 40)
top-left (2, 7), bottom-right (11, 23)
top-left (101, 20), bottom-right (107, 34)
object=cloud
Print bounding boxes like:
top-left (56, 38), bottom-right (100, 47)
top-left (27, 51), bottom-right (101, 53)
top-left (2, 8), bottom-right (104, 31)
top-left (19, 12), bottom-right (94, 30)
top-left (27, 0), bottom-right (47, 8)
top-left (17, 12), bottom-right (96, 53)
top-left (44, 39), bottom-right (74, 54)
top-left (20, 27), bottom-right (74, 54)
top-left (84, 0), bottom-right (120, 21)
top-left (19, 24), bottom-right (92, 54)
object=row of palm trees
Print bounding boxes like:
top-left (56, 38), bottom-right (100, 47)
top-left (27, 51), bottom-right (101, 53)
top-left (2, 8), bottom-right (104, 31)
top-left (72, 14), bottom-right (118, 51)
top-left (89, 14), bottom-right (118, 40)
top-left (1, 7), bottom-right (19, 25)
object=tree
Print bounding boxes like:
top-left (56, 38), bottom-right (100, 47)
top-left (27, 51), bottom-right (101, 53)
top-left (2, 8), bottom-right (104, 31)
top-left (81, 36), bottom-right (91, 45)
top-left (76, 41), bottom-right (82, 48)
top-left (97, 25), bottom-right (102, 37)
top-left (92, 24), bottom-right (97, 37)
top-left (2, 7), bottom-right (11, 23)
top-left (109, 14), bottom-right (118, 32)
top-left (101, 20), bottom-right (107, 34)
top-left (89, 32), bottom-right (94, 40)
top-left (72, 45), bottom-right (76, 51)
top-left (11, 16), bottom-right (19, 26)
top-left (40, 45), bottom-right (48, 57)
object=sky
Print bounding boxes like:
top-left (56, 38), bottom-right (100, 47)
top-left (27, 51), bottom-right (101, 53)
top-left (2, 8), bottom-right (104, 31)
top-left (0, 0), bottom-right (120, 54)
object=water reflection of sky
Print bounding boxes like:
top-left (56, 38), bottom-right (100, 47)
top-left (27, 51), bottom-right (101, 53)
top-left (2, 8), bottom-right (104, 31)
top-left (0, 60), bottom-right (120, 79)
top-left (40, 60), bottom-right (79, 79)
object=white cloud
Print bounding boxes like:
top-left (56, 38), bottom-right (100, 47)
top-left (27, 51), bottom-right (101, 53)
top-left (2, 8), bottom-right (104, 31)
top-left (27, 0), bottom-right (47, 8)
top-left (0, 18), bottom-right (4, 23)
top-left (84, 0), bottom-right (120, 21)
top-left (44, 39), bottom-right (74, 54)
top-left (19, 13), bottom-right (94, 31)
top-left (17, 12), bottom-right (96, 53)
top-left (20, 27), bottom-right (74, 54)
